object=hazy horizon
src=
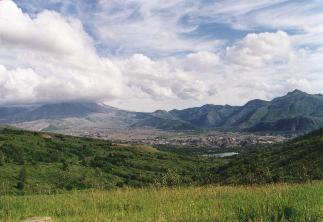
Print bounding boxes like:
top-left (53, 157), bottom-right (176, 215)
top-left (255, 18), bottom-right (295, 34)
top-left (0, 88), bottom-right (320, 113)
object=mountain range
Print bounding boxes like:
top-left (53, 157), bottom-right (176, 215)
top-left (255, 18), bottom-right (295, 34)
top-left (1, 89), bottom-right (323, 134)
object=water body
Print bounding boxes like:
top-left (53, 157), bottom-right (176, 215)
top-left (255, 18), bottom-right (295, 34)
top-left (204, 152), bottom-right (239, 158)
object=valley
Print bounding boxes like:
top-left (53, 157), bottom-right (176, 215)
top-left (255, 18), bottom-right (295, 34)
top-left (0, 106), bottom-right (322, 221)
top-left (2, 90), bottom-right (320, 153)
top-left (2, 1), bottom-right (323, 221)
top-left (0, 90), bottom-right (322, 221)
top-left (42, 128), bottom-right (286, 151)
top-left (0, 126), bottom-right (321, 195)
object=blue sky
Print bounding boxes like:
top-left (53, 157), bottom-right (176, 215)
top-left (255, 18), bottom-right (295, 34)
top-left (0, 0), bottom-right (323, 111)
top-left (13, 0), bottom-right (295, 57)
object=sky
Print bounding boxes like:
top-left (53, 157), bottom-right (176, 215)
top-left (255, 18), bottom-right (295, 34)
top-left (0, 0), bottom-right (323, 111)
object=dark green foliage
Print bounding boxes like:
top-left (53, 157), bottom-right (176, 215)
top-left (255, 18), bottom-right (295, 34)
top-left (249, 116), bottom-right (323, 132)
top-left (0, 128), bottom-right (218, 194)
top-left (0, 150), bottom-right (4, 166)
top-left (228, 184), bottom-right (322, 222)
top-left (217, 128), bottom-right (323, 184)
top-left (0, 126), bottom-right (322, 194)
top-left (61, 160), bottom-right (69, 171)
top-left (16, 167), bottom-right (27, 190)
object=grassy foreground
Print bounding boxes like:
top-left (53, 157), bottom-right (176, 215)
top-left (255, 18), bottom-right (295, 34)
top-left (0, 182), bottom-right (322, 222)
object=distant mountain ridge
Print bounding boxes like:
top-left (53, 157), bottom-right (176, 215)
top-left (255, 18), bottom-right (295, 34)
top-left (1, 90), bottom-right (323, 134)
top-left (0, 103), bottom-right (107, 123)
top-left (133, 90), bottom-right (323, 133)
top-left (0, 102), bottom-right (147, 132)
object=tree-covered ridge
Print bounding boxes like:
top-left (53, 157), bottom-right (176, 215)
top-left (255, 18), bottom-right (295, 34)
top-left (0, 128), bottom-right (219, 194)
top-left (217, 128), bottom-right (323, 184)
top-left (0, 126), bottom-right (322, 194)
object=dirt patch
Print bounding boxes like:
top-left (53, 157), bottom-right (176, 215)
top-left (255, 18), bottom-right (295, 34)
top-left (40, 134), bottom-right (52, 139)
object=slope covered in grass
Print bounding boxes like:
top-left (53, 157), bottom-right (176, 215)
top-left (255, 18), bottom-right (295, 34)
top-left (1, 183), bottom-right (322, 222)
top-left (0, 125), bottom-right (322, 195)
top-left (0, 128), bottom-right (220, 194)
top-left (217, 128), bottom-right (323, 184)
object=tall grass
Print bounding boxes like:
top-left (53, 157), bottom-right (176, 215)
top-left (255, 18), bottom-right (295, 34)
top-left (0, 182), bottom-right (322, 222)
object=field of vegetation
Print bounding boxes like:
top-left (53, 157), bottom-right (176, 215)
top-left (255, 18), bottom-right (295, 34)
top-left (0, 127), bottom-right (322, 221)
top-left (217, 128), bottom-right (323, 184)
top-left (1, 182), bottom-right (322, 222)
top-left (0, 128), bottom-right (222, 195)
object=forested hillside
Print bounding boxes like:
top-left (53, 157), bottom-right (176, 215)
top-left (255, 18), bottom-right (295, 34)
top-left (0, 128), bottom-right (219, 194)
top-left (217, 128), bottom-right (323, 184)
top-left (0, 127), bottom-right (322, 195)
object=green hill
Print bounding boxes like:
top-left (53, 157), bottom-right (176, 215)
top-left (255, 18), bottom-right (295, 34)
top-left (0, 128), bottom-right (218, 194)
top-left (217, 128), bottom-right (323, 184)
top-left (0, 126), bottom-right (322, 194)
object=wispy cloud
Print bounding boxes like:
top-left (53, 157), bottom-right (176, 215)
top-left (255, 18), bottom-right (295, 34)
top-left (1, 0), bottom-right (323, 111)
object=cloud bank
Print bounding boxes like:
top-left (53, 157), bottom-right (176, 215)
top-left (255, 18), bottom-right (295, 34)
top-left (0, 0), bottom-right (322, 111)
top-left (0, 0), bottom-right (122, 104)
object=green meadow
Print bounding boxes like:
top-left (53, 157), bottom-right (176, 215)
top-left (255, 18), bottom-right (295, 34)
top-left (1, 182), bottom-right (322, 222)
top-left (0, 128), bottom-right (322, 221)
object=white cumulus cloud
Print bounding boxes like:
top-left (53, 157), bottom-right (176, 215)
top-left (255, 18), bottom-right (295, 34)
top-left (1, 0), bottom-right (323, 112)
top-left (115, 54), bottom-right (214, 100)
top-left (0, 0), bottom-right (123, 104)
top-left (226, 31), bottom-right (293, 67)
